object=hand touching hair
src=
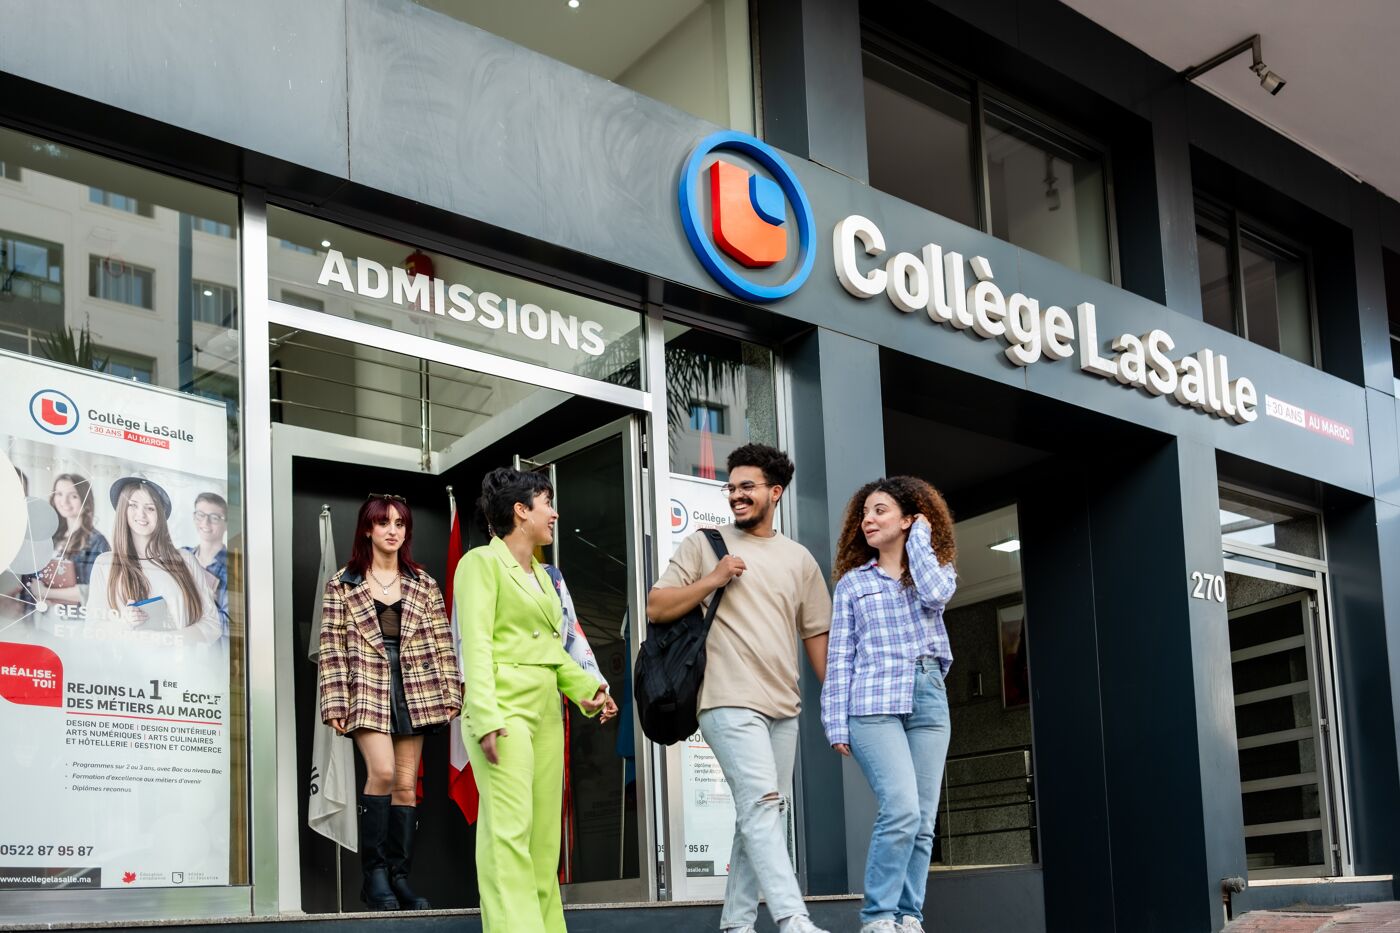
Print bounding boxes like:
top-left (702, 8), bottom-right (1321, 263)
top-left (832, 475), bottom-right (956, 586)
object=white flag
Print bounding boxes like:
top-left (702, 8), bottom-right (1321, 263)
top-left (307, 508), bottom-right (357, 851)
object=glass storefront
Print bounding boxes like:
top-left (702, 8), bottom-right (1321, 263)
top-left (0, 125), bottom-right (247, 891)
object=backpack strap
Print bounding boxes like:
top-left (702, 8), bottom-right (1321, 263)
top-left (699, 528), bottom-right (730, 633)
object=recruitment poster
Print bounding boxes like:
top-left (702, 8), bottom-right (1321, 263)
top-left (668, 473), bottom-right (737, 878)
top-left (0, 350), bottom-right (231, 889)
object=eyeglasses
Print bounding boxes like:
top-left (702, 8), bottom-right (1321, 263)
top-left (367, 493), bottom-right (407, 504)
top-left (193, 510), bottom-right (227, 525)
top-left (720, 481), bottom-right (772, 496)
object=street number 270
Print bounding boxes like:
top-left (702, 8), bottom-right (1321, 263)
top-left (1190, 571), bottom-right (1226, 602)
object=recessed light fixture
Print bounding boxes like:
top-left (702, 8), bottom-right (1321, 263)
top-left (320, 239), bottom-right (331, 248)
top-left (202, 289), bottom-right (213, 296)
top-left (989, 538), bottom-right (1021, 553)
top-left (568, 0), bottom-right (579, 7)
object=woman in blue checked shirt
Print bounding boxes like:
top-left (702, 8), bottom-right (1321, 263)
top-left (822, 476), bottom-right (958, 933)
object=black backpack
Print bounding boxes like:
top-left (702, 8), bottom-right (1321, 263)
top-left (634, 528), bottom-right (729, 746)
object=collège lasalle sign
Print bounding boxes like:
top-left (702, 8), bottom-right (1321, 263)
top-left (679, 131), bottom-right (1265, 427)
top-left (832, 215), bottom-right (1259, 424)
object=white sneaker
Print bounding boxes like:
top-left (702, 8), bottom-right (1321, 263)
top-left (900, 918), bottom-right (927, 933)
top-left (784, 917), bottom-right (833, 933)
top-left (858, 921), bottom-right (901, 933)
top-left (721, 928), bottom-right (756, 933)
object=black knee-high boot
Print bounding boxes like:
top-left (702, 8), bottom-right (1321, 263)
top-left (386, 805), bottom-right (431, 910)
top-left (358, 794), bottom-right (399, 910)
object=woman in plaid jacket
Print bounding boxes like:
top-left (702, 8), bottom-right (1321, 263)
top-left (318, 494), bottom-right (462, 911)
top-left (822, 477), bottom-right (958, 933)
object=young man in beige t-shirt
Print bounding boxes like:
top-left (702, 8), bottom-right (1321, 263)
top-left (648, 444), bottom-right (833, 933)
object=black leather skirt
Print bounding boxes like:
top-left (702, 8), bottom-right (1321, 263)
top-left (383, 636), bottom-right (443, 736)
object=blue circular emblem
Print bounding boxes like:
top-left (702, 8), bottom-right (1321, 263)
top-left (29, 388), bottom-right (80, 436)
top-left (678, 130), bottom-right (816, 303)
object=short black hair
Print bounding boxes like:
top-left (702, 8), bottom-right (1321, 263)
top-left (727, 443), bottom-right (794, 489)
top-left (477, 466), bottom-right (553, 537)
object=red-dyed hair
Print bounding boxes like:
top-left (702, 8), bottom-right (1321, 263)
top-left (345, 496), bottom-right (424, 579)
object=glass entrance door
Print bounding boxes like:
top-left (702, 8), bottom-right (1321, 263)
top-left (518, 417), bottom-right (652, 903)
top-left (1225, 574), bottom-right (1341, 878)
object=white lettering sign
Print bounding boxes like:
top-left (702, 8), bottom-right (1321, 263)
top-left (834, 216), bottom-right (1259, 424)
top-left (316, 249), bottom-right (607, 356)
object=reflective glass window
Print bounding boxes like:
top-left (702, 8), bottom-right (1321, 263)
top-left (1220, 488), bottom-right (1321, 560)
top-left (266, 207), bottom-right (644, 390)
top-left (863, 53), bottom-right (978, 229)
top-left (0, 124), bottom-right (247, 888)
top-left (985, 104), bottom-right (1111, 281)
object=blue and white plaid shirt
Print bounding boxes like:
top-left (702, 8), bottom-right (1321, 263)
top-left (821, 521), bottom-right (957, 747)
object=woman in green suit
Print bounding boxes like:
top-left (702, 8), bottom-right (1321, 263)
top-left (458, 467), bottom-right (609, 933)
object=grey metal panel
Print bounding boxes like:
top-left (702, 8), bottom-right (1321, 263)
top-left (1176, 438), bottom-right (1249, 919)
top-left (0, 0), bottom-right (348, 179)
top-left (1370, 389), bottom-right (1400, 507)
top-left (344, 0), bottom-right (704, 289)
top-left (1148, 84), bottom-right (1206, 319)
top-left (1323, 496), bottom-right (1400, 875)
top-left (0, 886), bottom-right (250, 924)
top-left (1231, 878), bottom-right (1396, 914)
top-left (333, 0), bottom-right (1376, 500)
top-left (787, 328), bottom-right (884, 894)
top-left (1350, 187), bottom-right (1395, 395)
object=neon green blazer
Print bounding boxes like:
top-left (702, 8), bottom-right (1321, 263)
top-left (455, 536), bottom-right (601, 739)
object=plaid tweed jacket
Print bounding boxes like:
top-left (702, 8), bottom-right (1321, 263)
top-left (318, 565), bottom-right (464, 734)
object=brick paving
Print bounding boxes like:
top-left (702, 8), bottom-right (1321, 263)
top-left (1225, 902), bottom-right (1400, 933)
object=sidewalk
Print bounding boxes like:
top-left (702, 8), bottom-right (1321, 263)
top-left (1225, 902), bottom-right (1400, 932)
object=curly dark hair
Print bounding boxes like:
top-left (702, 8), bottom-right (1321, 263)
top-left (832, 476), bottom-right (956, 586)
top-left (477, 466), bottom-right (553, 537)
top-left (727, 443), bottom-right (795, 489)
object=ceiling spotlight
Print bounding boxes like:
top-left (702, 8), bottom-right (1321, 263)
top-left (1181, 33), bottom-right (1285, 97)
top-left (320, 239), bottom-right (331, 248)
top-left (568, 0), bottom-right (579, 7)
top-left (202, 289), bottom-right (214, 297)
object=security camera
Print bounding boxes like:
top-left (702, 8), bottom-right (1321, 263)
top-left (1251, 62), bottom-right (1286, 95)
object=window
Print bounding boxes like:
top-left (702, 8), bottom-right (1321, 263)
top-left (863, 44), bottom-right (1114, 282)
top-left (688, 401), bottom-right (727, 435)
top-left (192, 217), bottom-right (234, 237)
top-left (414, 0), bottom-right (753, 131)
top-left (99, 347), bottom-right (156, 383)
top-left (192, 280), bottom-right (238, 327)
top-left (279, 238), bottom-right (318, 255)
top-left (88, 186), bottom-right (154, 217)
top-left (665, 325), bottom-right (775, 481)
top-left (278, 290), bottom-right (325, 313)
top-left (0, 231), bottom-right (63, 306)
top-left (88, 255), bottom-right (155, 308)
top-left (0, 124), bottom-right (247, 889)
top-left (1195, 199), bottom-right (1316, 367)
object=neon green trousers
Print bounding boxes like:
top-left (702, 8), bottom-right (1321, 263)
top-left (465, 663), bottom-right (568, 933)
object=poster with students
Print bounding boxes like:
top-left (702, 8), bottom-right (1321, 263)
top-left (0, 350), bottom-right (231, 889)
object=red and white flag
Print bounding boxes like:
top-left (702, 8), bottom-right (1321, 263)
top-left (445, 491), bottom-right (480, 824)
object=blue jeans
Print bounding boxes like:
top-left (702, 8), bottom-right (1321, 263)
top-left (698, 707), bottom-right (804, 929)
top-left (848, 659), bottom-right (952, 924)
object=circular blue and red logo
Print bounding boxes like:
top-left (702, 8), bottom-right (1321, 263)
top-left (678, 131), bottom-right (815, 303)
top-left (29, 389), bottom-right (79, 435)
top-left (670, 498), bottom-right (689, 534)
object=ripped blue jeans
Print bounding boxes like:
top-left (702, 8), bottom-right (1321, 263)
top-left (698, 707), bottom-right (804, 929)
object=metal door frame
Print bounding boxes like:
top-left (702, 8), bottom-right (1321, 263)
top-left (526, 415), bottom-right (657, 905)
top-left (1223, 558), bottom-right (1351, 879)
top-left (240, 190), bottom-right (667, 912)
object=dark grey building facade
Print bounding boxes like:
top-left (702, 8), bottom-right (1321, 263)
top-left (0, 2), bottom-right (1398, 933)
